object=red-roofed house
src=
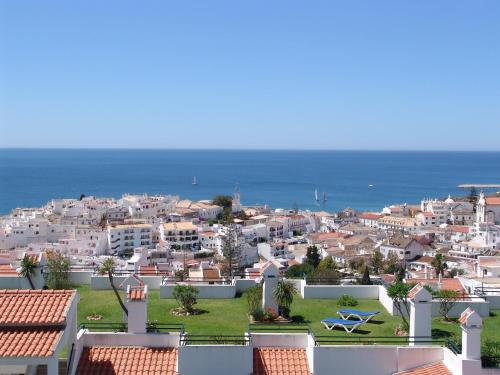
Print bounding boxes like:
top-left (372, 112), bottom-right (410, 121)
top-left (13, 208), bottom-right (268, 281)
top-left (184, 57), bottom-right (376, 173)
top-left (0, 289), bottom-right (79, 374)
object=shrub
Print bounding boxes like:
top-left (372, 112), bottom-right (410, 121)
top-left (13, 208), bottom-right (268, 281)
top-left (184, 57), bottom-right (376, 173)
top-left (250, 307), bottom-right (265, 322)
top-left (435, 289), bottom-right (460, 321)
top-left (246, 285), bottom-right (263, 313)
top-left (264, 308), bottom-right (278, 321)
top-left (337, 294), bottom-right (359, 307)
top-left (274, 280), bottom-right (297, 317)
top-left (172, 284), bottom-right (199, 313)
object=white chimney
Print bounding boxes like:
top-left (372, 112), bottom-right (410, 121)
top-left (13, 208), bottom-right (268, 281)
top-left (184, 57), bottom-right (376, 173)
top-left (459, 308), bottom-right (482, 360)
top-left (126, 284), bottom-right (148, 333)
top-left (408, 283), bottom-right (432, 346)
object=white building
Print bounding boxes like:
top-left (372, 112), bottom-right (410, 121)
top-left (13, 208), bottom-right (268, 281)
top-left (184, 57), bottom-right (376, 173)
top-left (107, 223), bottom-right (154, 255)
top-left (476, 192), bottom-right (500, 224)
top-left (160, 222), bottom-right (199, 250)
top-left (379, 235), bottom-right (425, 261)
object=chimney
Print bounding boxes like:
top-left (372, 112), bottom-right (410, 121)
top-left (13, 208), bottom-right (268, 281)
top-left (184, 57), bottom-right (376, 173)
top-left (408, 283), bottom-right (432, 346)
top-left (459, 307), bottom-right (482, 360)
top-left (126, 284), bottom-right (148, 333)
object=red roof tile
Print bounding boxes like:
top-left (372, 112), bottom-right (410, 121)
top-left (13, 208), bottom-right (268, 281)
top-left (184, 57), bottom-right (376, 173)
top-left (76, 346), bottom-right (177, 375)
top-left (253, 348), bottom-right (311, 375)
top-left (128, 286), bottom-right (146, 301)
top-left (0, 289), bottom-right (75, 325)
top-left (394, 361), bottom-right (452, 375)
top-left (485, 197), bottom-right (500, 205)
top-left (0, 328), bottom-right (63, 357)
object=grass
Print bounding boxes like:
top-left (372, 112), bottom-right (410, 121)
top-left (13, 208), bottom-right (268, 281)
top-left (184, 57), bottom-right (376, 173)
top-left (75, 285), bottom-right (500, 344)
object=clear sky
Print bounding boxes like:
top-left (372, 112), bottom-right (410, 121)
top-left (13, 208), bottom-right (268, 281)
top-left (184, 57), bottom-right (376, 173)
top-left (1, 1), bottom-right (499, 150)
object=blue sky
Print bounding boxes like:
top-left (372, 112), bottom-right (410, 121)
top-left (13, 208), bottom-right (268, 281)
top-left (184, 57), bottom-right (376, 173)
top-left (1, 1), bottom-right (499, 150)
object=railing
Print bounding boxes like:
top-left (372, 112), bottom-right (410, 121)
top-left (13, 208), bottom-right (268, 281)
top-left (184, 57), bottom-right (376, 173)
top-left (146, 322), bottom-right (184, 333)
top-left (66, 343), bottom-right (75, 375)
top-left (79, 322), bottom-right (128, 332)
top-left (180, 334), bottom-right (251, 346)
top-left (474, 287), bottom-right (500, 296)
top-left (312, 335), bottom-right (447, 346)
top-left (249, 323), bottom-right (311, 333)
top-left (482, 355), bottom-right (500, 368)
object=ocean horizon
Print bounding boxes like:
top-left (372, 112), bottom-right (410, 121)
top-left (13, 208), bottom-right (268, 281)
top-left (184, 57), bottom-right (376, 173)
top-left (1, 149), bottom-right (499, 215)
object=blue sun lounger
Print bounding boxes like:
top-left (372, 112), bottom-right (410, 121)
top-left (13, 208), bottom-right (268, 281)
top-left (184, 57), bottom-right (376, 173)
top-left (321, 318), bottom-right (364, 333)
top-left (337, 309), bottom-right (380, 322)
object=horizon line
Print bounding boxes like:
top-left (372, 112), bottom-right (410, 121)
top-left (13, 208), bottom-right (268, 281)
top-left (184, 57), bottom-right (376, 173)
top-left (1, 147), bottom-right (500, 152)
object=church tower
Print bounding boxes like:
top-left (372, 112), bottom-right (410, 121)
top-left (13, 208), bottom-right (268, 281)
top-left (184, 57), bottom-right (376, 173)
top-left (231, 184), bottom-right (242, 213)
top-left (476, 191), bottom-right (486, 223)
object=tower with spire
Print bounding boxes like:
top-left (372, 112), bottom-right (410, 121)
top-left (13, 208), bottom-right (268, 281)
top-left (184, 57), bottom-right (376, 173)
top-left (231, 183), bottom-right (242, 213)
top-left (476, 191), bottom-right (486, 223)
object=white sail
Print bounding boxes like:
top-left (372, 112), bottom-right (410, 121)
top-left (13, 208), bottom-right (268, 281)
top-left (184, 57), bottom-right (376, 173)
top-left (192, 176), bottom-right (197, 185)
top-left (315, 189), bottom-right (318, 201)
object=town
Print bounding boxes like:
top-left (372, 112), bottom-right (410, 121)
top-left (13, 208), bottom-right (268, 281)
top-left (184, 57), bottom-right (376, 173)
top-left (0, 186), bottom-right (499, 374)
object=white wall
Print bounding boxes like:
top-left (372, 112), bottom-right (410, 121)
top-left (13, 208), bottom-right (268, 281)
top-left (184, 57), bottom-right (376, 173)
top-left (69, 271), bottom-right (93, 285)
top-left (160, 284), bottom-right (236, 299)
top-left (91, 275), bottom-right (162, 290)
top-left (302, 285), bottom-right (379, 299)
top-left (178, 345), bottom-right (252, 375)
top-left (431, 299), bottom-right (490, 318)
top-left (311, 346), bottom-right (443, 375)
top-left (251, 333), bottom-right (308, 348)
top-left (234, 278), bottom-right (258, 293)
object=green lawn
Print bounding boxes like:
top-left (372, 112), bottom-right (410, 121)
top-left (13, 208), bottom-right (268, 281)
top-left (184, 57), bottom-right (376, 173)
top-left (75, 285), bottom-right (499, 344)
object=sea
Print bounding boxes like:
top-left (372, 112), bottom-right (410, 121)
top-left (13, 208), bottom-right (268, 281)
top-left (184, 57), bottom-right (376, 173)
top-left (0, 149), bottom-right (499, 215)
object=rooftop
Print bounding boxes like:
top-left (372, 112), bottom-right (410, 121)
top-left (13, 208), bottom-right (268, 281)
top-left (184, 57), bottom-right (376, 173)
top-left (0, 289), bottom-right (75, 325)
top-left (253, 348), bottom-right (311, 375)
top-left (76, 346), bottom-right (177, 375)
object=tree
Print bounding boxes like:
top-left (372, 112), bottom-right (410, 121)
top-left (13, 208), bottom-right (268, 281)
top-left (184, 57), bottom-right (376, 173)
top-left (384, 251), bottom-right (399, 274)
top-left (172, 284), bottom-right (199, 313)
top-left (317, 256), bottom-right (337, 272)
top-left (467, 187), bottom-right (478, 204)
top-left (311, 268), bottom-right (340, 285)
top-left (395, 262), bottom-right (407, 282)
top-left (305, 246), bottom-right (320, 268)
top-left (361, 266), bottom-right (372, 285)
top-left (284, 263), bottom-right (314, 278)
top-left (274, 280), bottom-right (297, 318)
top-left (369, 250), bottom-right (384, 274)
top-left (97, 257), bottom-right (128, 316)
top-left (431, 254), bottom-right (448, 278)
top-left (212, 195), bottom-right (232, 209)
top-left (435, 289), bottom-right (459, 321)
top-left (221, 224), bottom-right (242, 277)
top-left (45, 251), bottom-right (70, 289)
top-left (18, 255), bottom-right (37, 289)
top-left (79, 193), bottom-right (86, 201)
top-left (349, 257), bottom-right (365, 273)
top-left (387, 282), bottom-right (413, 332)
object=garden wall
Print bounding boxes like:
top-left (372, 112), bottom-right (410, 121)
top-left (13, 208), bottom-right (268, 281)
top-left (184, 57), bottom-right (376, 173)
top-left (251, 333), bottom-right (308, 348)
top-left (69, 271), bottom-right (93, 285)
top-left (311, 345), bottom-right (443, 375)
top-left (90, 275), bottom-right (162, 290)
top-left (301, 284), bottom-right (379, 299)
top-left (160, 283), bottom-right (236, 299)
top-left (177, 344), bottom-right (253, 375)
top-left (234, 278), bottom-right (258, 293)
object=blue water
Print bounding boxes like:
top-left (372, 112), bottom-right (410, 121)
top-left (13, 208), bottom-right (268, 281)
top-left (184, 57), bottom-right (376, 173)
top-left (0, 149), bottom-right (499, 215)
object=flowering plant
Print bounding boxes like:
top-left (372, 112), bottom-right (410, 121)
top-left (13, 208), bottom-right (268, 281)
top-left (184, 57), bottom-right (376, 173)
top-left (264, 308), bottom-right (278, 321)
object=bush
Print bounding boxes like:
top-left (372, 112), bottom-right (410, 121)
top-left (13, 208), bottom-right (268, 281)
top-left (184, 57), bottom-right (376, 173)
top-left (250, 307), bottom-right (265, 322)
top-left (337, 294), bottom-right (359, 307)
top-left (264, 308), bottom-right (278, 321)
top-left (246, 285), bottom-right (262, 308)
top-left (172, 284), bottom-right (199, 313)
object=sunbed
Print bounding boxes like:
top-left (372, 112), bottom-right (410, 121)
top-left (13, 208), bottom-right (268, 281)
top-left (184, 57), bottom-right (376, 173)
top-left (337, 309), bottom-right (380, 322)
top-left (321, 318), bottom-right (364, 333)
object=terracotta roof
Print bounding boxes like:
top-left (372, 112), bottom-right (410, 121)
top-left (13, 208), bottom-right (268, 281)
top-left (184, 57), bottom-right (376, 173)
top-left (0, 327), bottom-right (63, 357)
top-left (253, 348), bottom-right (311, 375)
top-left (410, 278), bottom-right (467, 295)
top-left (485, 196), bottom-right (500, 205)
top-left (359, 213), bottom-right (384, 220)
top-left (448, 225), bottom-right (469, 234)
top-left (0, 290), bottom-right (75, 325)
top-left (76, 346), bottom-right (177, 375)
top-left (459, 307), bottom-right (474, 325)
top-left (127, 286), bottom-right (146, 301)
top-left (139, 265), bottom-right (158, 275)
top-left (408, 283), bottom-right (424, 299)
top-left (393, 361), bottom-right (452, 375)
top-left (0, 264), bottom-right (18, 276)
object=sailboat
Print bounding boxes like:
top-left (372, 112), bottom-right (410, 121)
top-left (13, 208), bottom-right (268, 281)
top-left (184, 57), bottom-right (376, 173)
top-left (192, 176), bottom-right (198, 186)
top-left (315, 189), bottom-right (319, 202)
top-left (322, 192), bottom-right (327, 203)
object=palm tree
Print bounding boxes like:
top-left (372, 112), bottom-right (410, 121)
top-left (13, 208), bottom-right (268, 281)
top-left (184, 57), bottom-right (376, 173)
top-left (274, 280), bottom-right (297, 318)
top-left (18, 256), bottom-right (37, 289)
top-left (97, 257), bottom-right (128, 316)
top-left (431, 254), bottom-right (448, 278)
